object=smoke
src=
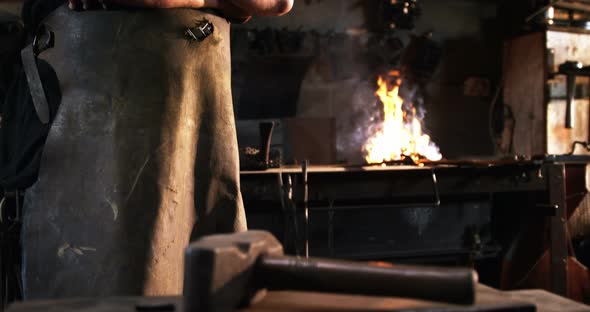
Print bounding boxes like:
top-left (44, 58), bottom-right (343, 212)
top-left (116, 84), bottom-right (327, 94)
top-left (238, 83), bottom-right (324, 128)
top-left (400, 81), bottom-right (436, 139)
top-left (335, 79), bottom-right (381, 165)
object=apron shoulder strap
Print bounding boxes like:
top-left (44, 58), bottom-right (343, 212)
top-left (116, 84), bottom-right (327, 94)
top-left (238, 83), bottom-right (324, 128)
top-left (20, 26), bottom-right (55, 125)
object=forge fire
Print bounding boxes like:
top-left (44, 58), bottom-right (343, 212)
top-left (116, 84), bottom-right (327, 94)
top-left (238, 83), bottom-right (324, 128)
top-left (363, 72), bottom-right (442, 164)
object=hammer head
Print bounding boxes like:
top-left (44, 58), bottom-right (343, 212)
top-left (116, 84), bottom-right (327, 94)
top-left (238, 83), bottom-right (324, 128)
top-left (183, 231), bottom-right (284, 312)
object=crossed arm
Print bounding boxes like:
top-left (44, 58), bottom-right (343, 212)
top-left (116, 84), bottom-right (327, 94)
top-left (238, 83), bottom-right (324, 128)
top-left (68, 0), bottom-right (293, 18)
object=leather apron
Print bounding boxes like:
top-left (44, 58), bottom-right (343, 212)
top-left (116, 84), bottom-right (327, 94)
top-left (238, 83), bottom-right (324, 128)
top-left (22, 4), bottom-right (247, 299)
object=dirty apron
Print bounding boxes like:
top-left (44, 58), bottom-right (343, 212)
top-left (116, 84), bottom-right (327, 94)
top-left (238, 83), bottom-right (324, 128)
top-left (22, 4), bottom-right (247, 299)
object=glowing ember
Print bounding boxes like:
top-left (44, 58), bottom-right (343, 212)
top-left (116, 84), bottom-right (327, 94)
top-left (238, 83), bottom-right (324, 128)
top-left (363, 73), bottom-right (442, 164)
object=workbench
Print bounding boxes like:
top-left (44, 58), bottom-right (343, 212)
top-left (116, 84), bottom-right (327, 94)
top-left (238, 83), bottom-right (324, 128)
top-left (7, 285), bottom-right (590, 312)
top-left (240, 158), bottom-right (590, 300)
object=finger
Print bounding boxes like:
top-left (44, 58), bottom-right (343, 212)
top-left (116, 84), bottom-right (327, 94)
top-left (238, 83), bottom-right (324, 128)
top-left (217, 1), bottom-right (252, 22)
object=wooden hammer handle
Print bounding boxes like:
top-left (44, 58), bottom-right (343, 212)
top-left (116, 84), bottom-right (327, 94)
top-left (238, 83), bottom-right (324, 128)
top-left (257, 255), bottom-right (477, 305)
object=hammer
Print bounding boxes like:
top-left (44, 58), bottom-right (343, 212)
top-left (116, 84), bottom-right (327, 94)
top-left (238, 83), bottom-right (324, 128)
top-left (183, 231), bottom-right (477, 312)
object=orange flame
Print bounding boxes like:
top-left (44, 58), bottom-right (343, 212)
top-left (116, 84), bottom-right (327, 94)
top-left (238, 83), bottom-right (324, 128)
top-left (363, 75), bottom-right (442, 164)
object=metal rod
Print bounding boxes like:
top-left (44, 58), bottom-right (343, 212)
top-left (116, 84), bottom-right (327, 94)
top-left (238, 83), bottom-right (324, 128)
top-left (566, 74), bottom-right (576, 129)
top-left (431, 169), bottom-right (441, 207)
top-left (302, 161), bottom-right (309, 258)
top-left (286, 174), bottom-right (301, 256)
top-left (277, 173), bottom-right (289, 247)
top-left (308, 203), bottom-right (447, 212)
top-left (258, 122), bottom-right (275, 165)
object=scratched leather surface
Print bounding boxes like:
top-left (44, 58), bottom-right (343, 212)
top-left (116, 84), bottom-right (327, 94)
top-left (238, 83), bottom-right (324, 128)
top-left (22, 4), bottom-right (247, 299)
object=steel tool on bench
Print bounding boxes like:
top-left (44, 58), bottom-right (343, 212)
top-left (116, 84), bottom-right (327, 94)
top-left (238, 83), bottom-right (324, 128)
top-left (183, 231), bottom-right (478, 312)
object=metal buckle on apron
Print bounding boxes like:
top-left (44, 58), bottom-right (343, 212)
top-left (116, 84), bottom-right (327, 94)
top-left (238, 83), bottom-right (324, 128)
top-left (21, 25), bottom-right (55, 125)
top-left (32, 25), bottom-right (55, 55)
top-left (185, 20), bottom-right (214, 41)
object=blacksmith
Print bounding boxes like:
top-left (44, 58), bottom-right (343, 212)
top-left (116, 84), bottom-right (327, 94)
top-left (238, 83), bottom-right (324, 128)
top-left (16, 0), bottom-right (293, 299)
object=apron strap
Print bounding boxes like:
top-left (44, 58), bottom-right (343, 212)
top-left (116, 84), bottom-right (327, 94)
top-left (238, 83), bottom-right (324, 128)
top-left (20, 26), bottom-right (55, 125)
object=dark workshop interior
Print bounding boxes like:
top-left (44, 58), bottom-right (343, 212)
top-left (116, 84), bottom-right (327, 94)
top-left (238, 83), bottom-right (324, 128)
top-left (3, 0), bottom-right (590, 311)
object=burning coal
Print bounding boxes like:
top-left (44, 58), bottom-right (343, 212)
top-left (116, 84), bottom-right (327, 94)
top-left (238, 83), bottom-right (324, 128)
top-left (363, 72), bottom-right (442, 164)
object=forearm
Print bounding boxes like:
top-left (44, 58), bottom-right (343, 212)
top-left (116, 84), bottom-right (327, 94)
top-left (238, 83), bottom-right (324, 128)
top-left (117, 0), bottom-right (293, 16)
top-left (116, 0), bottom-right (293, 17)
top-left (101, 0), bottom-right (219, 8)
top-left (112, 0), bottom-right (293, 15)
top-left (70, 0), bottom-right (293, 17)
